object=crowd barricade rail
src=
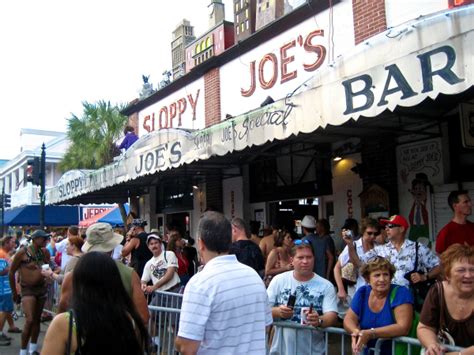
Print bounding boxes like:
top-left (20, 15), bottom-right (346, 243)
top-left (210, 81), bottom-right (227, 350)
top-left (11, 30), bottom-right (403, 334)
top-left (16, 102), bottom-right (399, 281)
top-left (271, 321), bottom-right (466, 355)
top-left (272, 321), bottom-right (349, 355)
top-left (373, 336), bottom-right (465, 355)
top-left (41, 286), bottom-right (468, 355)
top-left (43, 279), bottom-right (61, 316)
top-left (148, 305), bottom-right (181, 355)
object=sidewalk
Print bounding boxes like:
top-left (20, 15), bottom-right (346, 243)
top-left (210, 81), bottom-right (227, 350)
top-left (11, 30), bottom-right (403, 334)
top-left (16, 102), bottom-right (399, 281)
top-left (1, 314), bottom-right (50, 355)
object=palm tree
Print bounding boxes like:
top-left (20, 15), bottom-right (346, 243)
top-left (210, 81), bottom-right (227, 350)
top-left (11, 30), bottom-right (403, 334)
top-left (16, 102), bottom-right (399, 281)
top-left (59, 100), bottom-right (128, 171)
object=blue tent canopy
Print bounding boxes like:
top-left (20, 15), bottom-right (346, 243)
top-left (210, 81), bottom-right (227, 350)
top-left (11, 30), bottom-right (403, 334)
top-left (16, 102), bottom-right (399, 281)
top-left (98, 204), bottom-right (129, 226)
top-left (4, 205), bottom-right (80, 226)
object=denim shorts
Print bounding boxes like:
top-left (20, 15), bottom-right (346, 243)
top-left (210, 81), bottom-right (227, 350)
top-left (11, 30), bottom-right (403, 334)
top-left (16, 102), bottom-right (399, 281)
top-left (0, 293), bottom-right (14, 312)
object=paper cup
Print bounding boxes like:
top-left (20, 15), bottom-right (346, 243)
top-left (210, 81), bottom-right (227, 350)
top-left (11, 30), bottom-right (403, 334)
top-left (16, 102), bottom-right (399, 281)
top-left (41, 264), bottom-right (50, 271)
top-left (300, 307), bottom-right (310, 324)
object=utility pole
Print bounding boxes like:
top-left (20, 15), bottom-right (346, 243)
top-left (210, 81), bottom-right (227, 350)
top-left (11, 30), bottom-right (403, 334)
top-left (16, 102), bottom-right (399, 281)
top-left (40, 143), bottom-right (46, 229)
top-left (0, 187), bottom-right (11, 237)
top-left (0, 186), bottom-right (4, 238)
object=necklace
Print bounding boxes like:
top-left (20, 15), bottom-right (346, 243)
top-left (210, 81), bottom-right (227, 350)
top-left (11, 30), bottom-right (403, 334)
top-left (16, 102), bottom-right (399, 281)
top-left (28, 245), bottom-right (45, 266)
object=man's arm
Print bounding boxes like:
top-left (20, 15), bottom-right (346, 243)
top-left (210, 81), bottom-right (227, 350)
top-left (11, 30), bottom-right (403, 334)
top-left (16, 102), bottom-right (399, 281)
top-left (121, 237), bottom-right (139, 257)
top-left (147, 267), bottom-right (177, 292)
top-left (9, 249), bottom-right (24, 302)
top-left (131, 270), bottom-right (150, 324)
top-left (175, 337), bottom-right (200, 355)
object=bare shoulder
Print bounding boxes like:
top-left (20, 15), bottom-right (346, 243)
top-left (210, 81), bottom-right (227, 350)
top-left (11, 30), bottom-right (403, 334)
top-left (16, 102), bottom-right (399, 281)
top-left (50, 312), bottom-right (69, 334)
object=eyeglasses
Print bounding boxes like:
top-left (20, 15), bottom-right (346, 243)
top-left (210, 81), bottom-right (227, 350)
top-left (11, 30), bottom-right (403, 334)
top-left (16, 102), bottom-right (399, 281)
top-left (385, 224), bottom-right (401, 229)
top-left (294, 239), bottom-right (311, 246)
top-left (366, 232), bottom-right (380, 236)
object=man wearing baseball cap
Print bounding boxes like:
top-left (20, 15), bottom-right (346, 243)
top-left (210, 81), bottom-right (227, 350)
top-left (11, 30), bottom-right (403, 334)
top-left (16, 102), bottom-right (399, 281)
top-left (141, 234), bottom-right (180, 297)
top-left (346, 215), bottom-right (440, 312)
top-left (58, 223), bottom-right (149, 324)
top-left (9, 230), bottom-right (52, 355)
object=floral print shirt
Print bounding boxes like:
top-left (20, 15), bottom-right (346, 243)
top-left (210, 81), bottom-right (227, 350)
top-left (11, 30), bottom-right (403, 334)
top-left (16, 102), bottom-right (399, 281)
top-left (374, 239), bottom-right (439, 287)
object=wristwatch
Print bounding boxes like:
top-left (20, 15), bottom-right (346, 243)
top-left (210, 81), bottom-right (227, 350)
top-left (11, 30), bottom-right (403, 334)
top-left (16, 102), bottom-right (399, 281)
top-left (318, 318), bottom-right (323, 327)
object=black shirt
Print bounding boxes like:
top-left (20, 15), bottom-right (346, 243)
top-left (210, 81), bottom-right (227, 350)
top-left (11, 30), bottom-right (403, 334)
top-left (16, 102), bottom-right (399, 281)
top-left (229, 240), bottom-right (265, 276)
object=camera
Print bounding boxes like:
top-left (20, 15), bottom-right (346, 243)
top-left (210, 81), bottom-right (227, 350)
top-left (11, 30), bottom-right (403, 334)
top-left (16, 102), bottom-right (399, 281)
top-left (344, 230), bottom-right (354, 239)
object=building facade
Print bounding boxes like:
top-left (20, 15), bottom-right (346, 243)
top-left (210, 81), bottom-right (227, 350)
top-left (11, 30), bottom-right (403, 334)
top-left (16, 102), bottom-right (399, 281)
top-left (171, 20), bottom-right (196, 80)
top-left (0, 129), bottom-right (68, 209)
top-left (47, 0), bottom-right (474, 242)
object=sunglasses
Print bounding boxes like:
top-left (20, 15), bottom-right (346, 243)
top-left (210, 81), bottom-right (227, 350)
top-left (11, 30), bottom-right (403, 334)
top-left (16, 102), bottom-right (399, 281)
top-left (294, 239), bottom-right (311, 246)
top-left (366, 232), bottom-right (380, 236)
top-left (385, 224), bottom-right (401, 229)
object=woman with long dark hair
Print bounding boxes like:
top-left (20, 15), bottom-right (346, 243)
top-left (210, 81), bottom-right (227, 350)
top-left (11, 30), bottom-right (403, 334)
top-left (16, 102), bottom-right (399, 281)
top-left (42, 252), bottom-right (149, 354)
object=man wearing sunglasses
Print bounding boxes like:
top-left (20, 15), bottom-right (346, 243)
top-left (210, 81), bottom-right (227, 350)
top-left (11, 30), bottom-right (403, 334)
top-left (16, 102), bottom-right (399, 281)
top-left (267, 240), bottom-right (338, 354)
top-left (374, 215), bottom-right (440, 288)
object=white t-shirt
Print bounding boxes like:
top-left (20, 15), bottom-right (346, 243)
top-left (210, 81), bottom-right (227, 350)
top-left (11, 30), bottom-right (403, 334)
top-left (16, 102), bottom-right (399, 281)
top-left (267, 271), bottom-right (338, 355)
top-left (55, 238), bottom-right (71, 271)
top-left (112, 244), bottom-right (123, 260)
top-left (178, 254), bottom-right (272, 355)
top-left (141, 251), bottom-right (180, 291)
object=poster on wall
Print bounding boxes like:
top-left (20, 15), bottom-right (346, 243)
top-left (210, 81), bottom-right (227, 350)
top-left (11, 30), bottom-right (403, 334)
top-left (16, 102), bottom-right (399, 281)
top-left (397, 138), bottom-right (444, 242)
top-left (460, 102), bottom-right (474, 149)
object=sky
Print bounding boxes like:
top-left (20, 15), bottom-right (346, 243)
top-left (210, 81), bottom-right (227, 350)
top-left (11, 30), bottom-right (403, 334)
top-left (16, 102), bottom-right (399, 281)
top-left (0, 0), bottom-right (233, 159)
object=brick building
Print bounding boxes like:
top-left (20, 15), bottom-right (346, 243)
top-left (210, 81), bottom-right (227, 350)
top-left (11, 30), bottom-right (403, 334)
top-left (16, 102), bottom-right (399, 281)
top-left (47, 0), bottom-right (474, 243)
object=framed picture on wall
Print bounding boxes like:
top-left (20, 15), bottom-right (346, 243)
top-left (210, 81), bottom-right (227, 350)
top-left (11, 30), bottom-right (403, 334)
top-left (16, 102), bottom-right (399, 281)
top-left (460, 102), bottom-right (474, 149)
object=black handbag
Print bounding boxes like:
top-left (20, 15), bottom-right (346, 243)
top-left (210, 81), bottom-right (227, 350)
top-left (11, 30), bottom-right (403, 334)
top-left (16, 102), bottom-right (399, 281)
top-left (404, 242), bottom-right (436, 311)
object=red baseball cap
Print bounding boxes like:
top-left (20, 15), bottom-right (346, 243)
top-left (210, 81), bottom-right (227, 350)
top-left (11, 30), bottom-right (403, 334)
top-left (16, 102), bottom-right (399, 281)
top-left (379, 215), bottom-right (409, 229)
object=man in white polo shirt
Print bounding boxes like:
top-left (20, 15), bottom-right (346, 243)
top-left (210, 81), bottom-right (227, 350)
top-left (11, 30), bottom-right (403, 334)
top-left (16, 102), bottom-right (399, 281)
top-left (175, 211), bottom-right (272, 354)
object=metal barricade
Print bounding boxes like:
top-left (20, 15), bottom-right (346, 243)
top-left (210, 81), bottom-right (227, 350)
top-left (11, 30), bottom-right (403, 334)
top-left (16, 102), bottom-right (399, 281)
top-left (43, 279), bottom-right (61, 316)
top-left (148, 290), bottom-right (183, 309)
top-left (373, 336), bottom-right (465, 355)
top-left (271, 322), bottom-right (467, 355)
top-left (271, 321), bottom-right (350, 355)
top-left (147, 291), bottom-right (183, 355)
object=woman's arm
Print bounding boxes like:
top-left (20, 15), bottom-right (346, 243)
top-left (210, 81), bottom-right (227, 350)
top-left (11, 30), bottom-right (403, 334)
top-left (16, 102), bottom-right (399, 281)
top-left (265, 249), bottom-right (291, 276)
top-left (333, 260), bottom-right (347, 301)
top-left (42, 313), bottom-right (74, 355)
top-left (417, 322), bottom-right (444, 355)
top-left (343, 308), bottom-right (361, 354)
top-left (371, 303), bottom-right (413, 338)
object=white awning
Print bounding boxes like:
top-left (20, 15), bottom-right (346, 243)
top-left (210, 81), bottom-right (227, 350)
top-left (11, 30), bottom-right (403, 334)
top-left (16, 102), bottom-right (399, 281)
top-left (46, 6), bottom-right (474, 205)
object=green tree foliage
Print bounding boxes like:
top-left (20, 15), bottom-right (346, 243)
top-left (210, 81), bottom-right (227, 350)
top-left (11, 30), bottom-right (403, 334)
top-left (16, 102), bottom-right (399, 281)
top-left (59, 101), bottom-right (128, 171)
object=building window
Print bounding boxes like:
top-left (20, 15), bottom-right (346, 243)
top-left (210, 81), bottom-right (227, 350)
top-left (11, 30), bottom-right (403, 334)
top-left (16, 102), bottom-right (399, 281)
top-left (246, 20), bottom-right (249, 30)
top-left (236, 26), bottom-right (239, 34)
top-left (246, 9), bottom-right (249, 17)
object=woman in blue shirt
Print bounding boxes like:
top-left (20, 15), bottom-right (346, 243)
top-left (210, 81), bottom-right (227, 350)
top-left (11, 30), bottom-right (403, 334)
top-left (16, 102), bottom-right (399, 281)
top-left (344, 257), bottom-right (414, 354)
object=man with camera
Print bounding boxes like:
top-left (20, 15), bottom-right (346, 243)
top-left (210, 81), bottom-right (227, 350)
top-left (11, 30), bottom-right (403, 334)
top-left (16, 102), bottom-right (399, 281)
top-left (121, 219), bottom-right (152, 278)
top-left (267, 240), bottom-right (338, 355)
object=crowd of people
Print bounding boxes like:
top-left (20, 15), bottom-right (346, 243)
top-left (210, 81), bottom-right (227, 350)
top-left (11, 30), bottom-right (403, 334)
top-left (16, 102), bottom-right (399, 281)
top-left (0, 189), bottom-right (472, 354)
